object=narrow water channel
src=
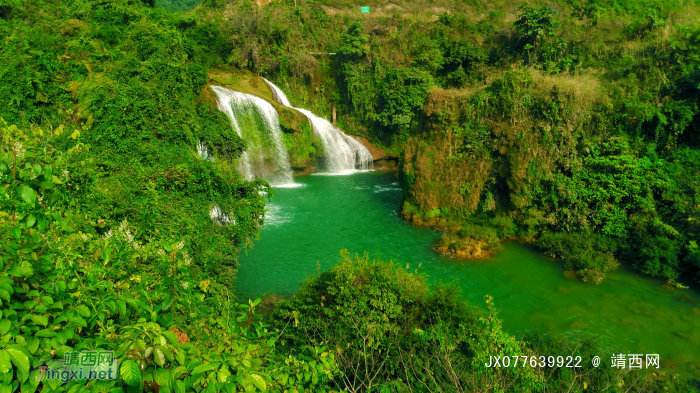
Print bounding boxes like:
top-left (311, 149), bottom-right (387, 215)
top-left (235, 170), bottom-right (700, 376)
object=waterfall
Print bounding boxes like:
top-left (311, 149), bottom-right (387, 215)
top-left (197, 139), bottom-right (213, 161)
top-left (211, 85), bottom-right (295, 186)
top-left (262, 78), bottom-right (374, 172)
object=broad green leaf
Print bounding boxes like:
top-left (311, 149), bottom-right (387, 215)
top-left (9, 262), bottom-right (33, 278)
top-left (26, 339), bottom-right (40, 354)
top-left (0, 350), bottom-right (11, 373)
top-left (173, 381), bottom-right (185, 393)
top-left (217, 367), bottom-right (231, 383)
top-left (26, 215), bottom-right (36, 228)
top-left (30, 315), bottom-right (48, 327)
top-left (153, 347), bottom-right (165, 367)
top-left (162, 331), bottom-right (178, 346)
top-left (116, 300), bottom-right (127, 315)
top-left (71, 317), bottom-right (87, 327)
top-left (21, 371), bottom-right (40, 393)
top-left (35, 329), bottom-right (57, 338)
top-left (172, 366), bottom-right (187, 377)
top-left (175, 350), bottom-right (185, 366)
top-left (0, 319), bottom-right (10, 335)
top-left (161, 294), bottom-right (172, 310)
top-left (76, 305), bottom-right (90, 317)
top-left (154, 369), bottom-right (171, 388)
top-left (120, 360), bottom-right (141, 387)
top-left (251, 374), bottom-right (266, 391)
top-left (224, 382), bottom-right (236, 393)
top-left (6, 347), bottom-right (29, 381)
top-left (191, 362), bottom-right (218, 375)
top-left (20, 186), bottom-right (36, 207)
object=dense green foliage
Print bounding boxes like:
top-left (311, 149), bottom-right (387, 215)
top-left (0, 0), bottom-right (338, 390)
top-left (2, 0), bottom-right (700, 390)
top-left (156, 0), bottom-right (200, 12)
top-left (0, 0), bottom-right (265, 285)
top-left (0, 125), bottom-right (338, 391)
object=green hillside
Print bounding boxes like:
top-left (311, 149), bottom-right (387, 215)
top-left (0, 0), bottom-right (699, 391)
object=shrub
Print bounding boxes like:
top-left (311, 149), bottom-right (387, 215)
top-left (537, 231), bottom-right (620, 283)
top-left (272, 250), bottom-right (542, 392)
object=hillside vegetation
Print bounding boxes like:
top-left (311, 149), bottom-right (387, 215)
top-left (1, 0), bottom-right (699, 391)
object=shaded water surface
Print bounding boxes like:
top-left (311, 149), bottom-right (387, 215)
top-left (236, 171), bottom-right (700, 375)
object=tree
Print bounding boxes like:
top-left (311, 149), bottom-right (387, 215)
top-left (338, 21), bottom-right (369, 61)
top-left (514, 4), bottom-right (560, 61)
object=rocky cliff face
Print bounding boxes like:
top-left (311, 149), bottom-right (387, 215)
top-left (398, 70), bottom-right (605, 257)
top-left (354, 135), bottom-right (399, 170)
top-left (401, 127), bottom-right (491, 223)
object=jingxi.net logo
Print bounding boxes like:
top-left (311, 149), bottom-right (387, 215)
top-left (36, 350), bottom-right (118, 383)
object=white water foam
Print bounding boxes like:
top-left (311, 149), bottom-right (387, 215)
top-left (263, 204), bottom-right (292, 226)
top-left (274, 183), bottom-right (307, 189)
top-left (374, 185), bottom-right (402, 193)
top-left (311, 169), bottom-right (375, 176)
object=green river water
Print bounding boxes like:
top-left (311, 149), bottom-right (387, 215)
top-left (236, 170), bottom-right (700, 375)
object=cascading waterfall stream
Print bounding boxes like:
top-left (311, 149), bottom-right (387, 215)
top-left (263, 78), bottom-right (374, 173)
top-left (211, 85), bottom-right (295, 186)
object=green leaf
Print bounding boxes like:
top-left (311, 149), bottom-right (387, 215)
top-left (116, 300), bottom-right (127, 315)
top-left (21, 374), bottom-right (39, 393)
top-left (0, 288), bottom-right (11, 302)
top-left (161, 294), bottom-right (173, 310)
top-left (0, 350), bottom-right (11, 374)
top-left (120, 360), bottom-right (141, 387)
top-left (172, 366), bottom-right (187, 377)
top-left (6, 347), bottom-right (29, 381)
top-left (251, 374), bottom-right (266, 391)
top-left (20, 186), bottom-right (36, 207)
top-left (191, 362), bottom-right (218, 375)
top-left (30, 315), bottom-right (48, 327)
top-left (162, 331), bottom-right (178, 346)
top-left (153, 347), bottom-right (165, 367)
top-left (26, 215), bottom-right (36, 228)
top-left (35, 329), bottom-right (57, 338)
top-left (76, 305), bottom-right (90, 317)
top-left (55, 281), bottom-right (66, 292)
top-left (175, 350), bottom-right (185, 366)
top-left (174, 381), bottom-right (185, 393)
top-left (0, 319), bottom-right (10, 335)
top-left (71, 317), bottom-right (87, 327)
top-left (9, 262), bottom-right (33, 278)
top-left (154, 369), bottom-right (171, 388)
top-left (26, 339), bottom-right (40, 355)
